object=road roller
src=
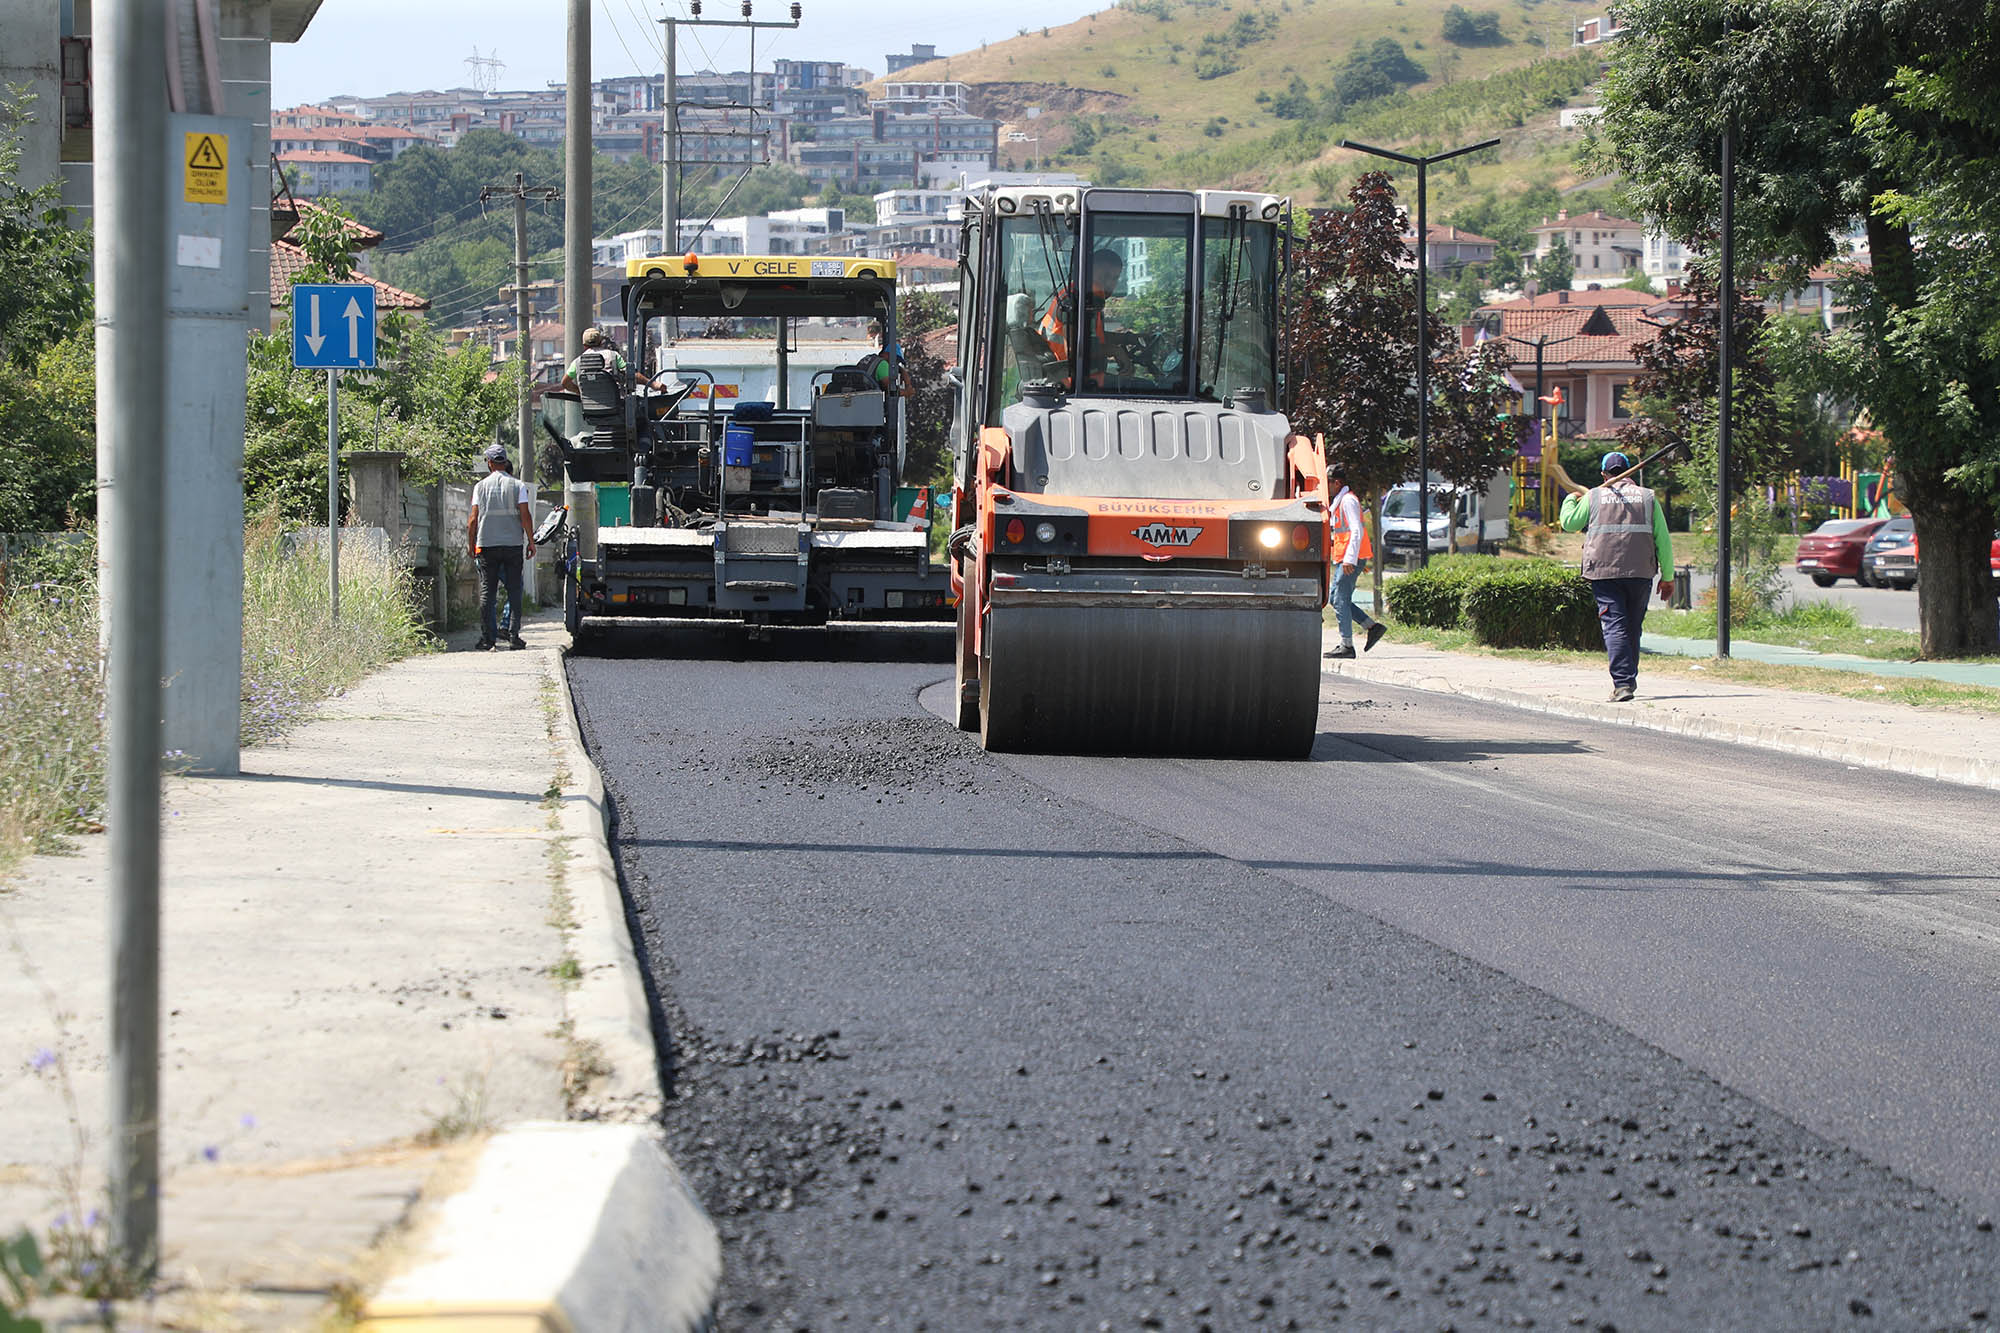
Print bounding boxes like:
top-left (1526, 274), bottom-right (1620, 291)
top-left (946, 185), bottom-right (1330, 757)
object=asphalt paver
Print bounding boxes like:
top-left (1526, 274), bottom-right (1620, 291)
top-left (568, 622), bottom-right (2000, 1329)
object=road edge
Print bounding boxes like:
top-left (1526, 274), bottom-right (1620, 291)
top-left (553, 652), bottom-right (667, 1123)
top-left (1324, 655), bottom-right (2000, 794)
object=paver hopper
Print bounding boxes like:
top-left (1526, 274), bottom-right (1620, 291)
top-left (947, 186), bottom-right (1330, 756)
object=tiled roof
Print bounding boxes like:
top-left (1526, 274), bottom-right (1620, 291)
top-left (272, 198), bottom-right (385, 249)
top-left (1531, 209), bottom-right (1643, 233)
top-left (1482, 304), bottom-right (1663, 369)
top-left (1408, 223), bottom-right (1498, 246)
top-left (889, 250), bottom-right (957, 269)
top-left (278, 150), bottom-right (374, 165)
top-left (269, 241), bottom-right (430, 310)
top-left (1479, 287), bottom-right (1656, 312)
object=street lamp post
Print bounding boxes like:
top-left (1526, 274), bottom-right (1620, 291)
top-left (1340, 137), bottom-right (1500, 566)
top-left (1500, 303), bottom-right (1620, 519)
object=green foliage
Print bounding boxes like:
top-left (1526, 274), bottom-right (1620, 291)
top-left (0, 91), bottom-right (90, 375)
top-left (1461, 560), bottom-right (1601, 649)
top-left (1384, 553), bottom-right (1496, 626)
top-left (0, 335), bottom-right (95, 532)
top-left (0, 532), bottom-right (101, 861)
top-left (1530, 233), bottom-right (1573, 292)
top-left (2, 1226), bottom-right (47, 1331)
top-left (1442, 5), bottom-right (1506, 45)
top-left (1592, 0), bottom-right (2000, 656)
top-left (1427, 341), bottom-right (1520, 539)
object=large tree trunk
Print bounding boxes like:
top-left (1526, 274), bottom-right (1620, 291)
top-left (1908, 481), bottom-right (1999, 658)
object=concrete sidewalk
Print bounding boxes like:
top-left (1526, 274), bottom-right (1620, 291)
top-left (0, 614), bottom-right (708, 1330)
top-left (1322, 630), bottom-right (2000, 793)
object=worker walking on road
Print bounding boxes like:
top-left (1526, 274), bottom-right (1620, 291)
top-left (1325, 464), bottom-right (1385, 659)
top-left (1558, 450), bottom-right (1674, 701)
top-left (467, 443), bottom-right (536, 651)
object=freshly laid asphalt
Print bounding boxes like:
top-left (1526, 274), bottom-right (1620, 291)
top-left (568, 622), bottom-right (2000, 1329)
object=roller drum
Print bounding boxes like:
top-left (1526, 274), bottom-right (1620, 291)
top-left (979, 593), bottom-right (1322, 758)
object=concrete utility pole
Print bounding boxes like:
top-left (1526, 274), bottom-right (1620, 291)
top-left (481, 172), bottom-right (559, 593)
top-left (566, 0), bottom-right (592, 365)
top-left (96, 0), bottom-right (168, 1281)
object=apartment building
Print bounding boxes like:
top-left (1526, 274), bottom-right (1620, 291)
top-left (1529, 209), bottom-right (1646, 284)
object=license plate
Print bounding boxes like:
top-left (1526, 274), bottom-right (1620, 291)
top-left (1798, 558), bottom-right (1819, 567)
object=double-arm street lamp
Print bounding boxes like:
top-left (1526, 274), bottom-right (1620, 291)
top-left (1339, 136), bottom-right (1500, 566)
top-left (1499, 304), bottom-right (1621, 518)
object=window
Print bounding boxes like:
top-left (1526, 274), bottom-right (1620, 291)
top-left (1610, 382), bottom-right (1633, 419)
top-left (987, 211), bottom-right (1079, 423)
top-left (1198, 214), bottom-right (1278, 401)
top-left (1081, 211), bottom-right (1193, 396)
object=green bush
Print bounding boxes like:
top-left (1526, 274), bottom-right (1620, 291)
top-left (1461, 562), bottom-right (1602, 650)
top-left (1383, 554), bottom-right (1504, 628)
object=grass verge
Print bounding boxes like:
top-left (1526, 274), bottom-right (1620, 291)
top-left (1374, 620), bottom-right (2000, 716)
top-left (0, 516), bottom-right (431, 873)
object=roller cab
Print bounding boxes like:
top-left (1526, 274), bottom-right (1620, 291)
top-left (950, 187), bottom-right (1330, 756)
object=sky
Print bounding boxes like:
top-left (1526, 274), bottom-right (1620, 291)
top-left (272, 0), bottom-right (1101, 105)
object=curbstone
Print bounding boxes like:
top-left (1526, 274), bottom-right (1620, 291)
top-left (357, 1122), bottom-right (719, 1332)
top-left (1324, 655), bottom-right (2000, 795)
top-left (553, 655), bottom-right (663, 1123)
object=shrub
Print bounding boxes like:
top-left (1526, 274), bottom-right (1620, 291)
top-left (1461, 562), bottom-right (1602, 650)
top-left (1383, 554), bottom-right (1501, 627)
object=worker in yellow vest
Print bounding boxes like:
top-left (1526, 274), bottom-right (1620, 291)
top-left (1326, 463), bottom-right (1384, 658)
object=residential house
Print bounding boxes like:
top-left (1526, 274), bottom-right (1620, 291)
top-left (884, 44), bottom-right (939, 75)
top-left (1470, 288), bottom-right (1682, 438)
top-left (1404, 222), bottom-right (1498, 272)
top-left (1529, 209), bottom-right (1645, 285)
top-left (1573, 14), bottom-right (1629, 45)
top-left (278, 149), bottom-right (373, 196)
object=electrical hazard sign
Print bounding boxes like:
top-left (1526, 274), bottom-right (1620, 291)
top-left (183, 132), bottom-right (228, 204)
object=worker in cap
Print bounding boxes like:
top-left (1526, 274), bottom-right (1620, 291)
top-left (467, 443), bottom-right (535, 650)
top-left (561, 327), bottom-right (660, 393)
top-left (1557, 449), bottom-right (1674, 701)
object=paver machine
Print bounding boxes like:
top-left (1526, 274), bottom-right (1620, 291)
top-left (947, 185), bottom-right (1331, 756)
top-left (544, 254), bottom-right (947, 637)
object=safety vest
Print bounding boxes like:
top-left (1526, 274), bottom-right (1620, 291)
top-left (1037, 286), bottom-right (1103, 365)
top-left (1330, 486), bottom-right (1373, 564)
top-left (1580, 480), bottom-right (1658, 580)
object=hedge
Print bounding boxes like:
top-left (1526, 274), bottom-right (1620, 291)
top-left (1385, 555), bottom-right (1604, 652)
top-left (1382, 554), bottom-right (1502, 628)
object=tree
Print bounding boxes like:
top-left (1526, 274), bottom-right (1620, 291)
top-left (1530, 234), bottom-right (1574, 293)
top-left (0, 91), bottom-right (94, 531)
top-left (1594, 0), bottom-right (2000, 657)
top-left (898, 290), bottom-right (956, 487)
top-left (1442, 5), bottom-right (1506, 46)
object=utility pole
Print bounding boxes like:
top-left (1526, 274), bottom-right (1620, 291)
top-left (97, 0), bottom-right (168, 1281)
top-left (659, 2), bottom-right (803, 255)
top-left (481, 172), bottom-right (559, 594)
top-left (566, 0), bottom-right (591, 365)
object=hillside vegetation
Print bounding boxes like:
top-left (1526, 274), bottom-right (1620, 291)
top-left (879, 0), bottom-right (1616, 219)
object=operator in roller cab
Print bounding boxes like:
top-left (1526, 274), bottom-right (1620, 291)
top-left (1036, 248), bottom-right (1141, 389)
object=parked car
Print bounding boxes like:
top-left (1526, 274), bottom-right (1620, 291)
top-left (1991, 532), bottom-right (2000, 588)
top-left (1865, 535), bottom-right (1919, 590)
top-left (1795, 517), bottom-right (1887, 586)
top-left (1857, 515), bottom-right (1914, 587)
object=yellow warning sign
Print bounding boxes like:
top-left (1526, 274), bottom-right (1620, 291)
top-left (184, 132), bottom-right (228, 205)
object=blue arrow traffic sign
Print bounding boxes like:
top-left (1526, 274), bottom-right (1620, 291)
top-left (292, 283), bottom-right (377, 369)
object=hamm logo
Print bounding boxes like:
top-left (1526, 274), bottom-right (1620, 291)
top-left (1132, 523), bottom-right (1203, 548)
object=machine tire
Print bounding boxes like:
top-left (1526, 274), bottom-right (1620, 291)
top-left (1811, 572), bottom-right (1836, 587)
top-left (563, 573), bottom-right (581, 637)
top-left (953, 594), bottom-right (980, 731)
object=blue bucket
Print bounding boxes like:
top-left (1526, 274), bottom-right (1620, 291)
top-left (722, 423), bottom-right (755, 467)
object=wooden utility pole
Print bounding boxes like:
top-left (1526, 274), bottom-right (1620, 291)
top-left (480, 172), bottom-right (559, 593)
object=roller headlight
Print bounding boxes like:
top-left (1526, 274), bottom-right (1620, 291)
top-left (1257, 525), bottom-right (1284, 549)
top-left (1035, 522), bottom-right (1057, 544)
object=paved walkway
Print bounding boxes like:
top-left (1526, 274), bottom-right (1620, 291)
top-left (1323, 629), bottom-right (2000, 793)
top-left (0, 615), bottom-right (622, 1330)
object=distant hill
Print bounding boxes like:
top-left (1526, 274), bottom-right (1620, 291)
top-left (876, 0), bottom-right (1620, 222)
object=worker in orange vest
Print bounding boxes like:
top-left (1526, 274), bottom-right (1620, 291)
top-left (1038, 249), bottom-right (1136, 388)
top-left (1326, 462), bottom-right (1384, 658)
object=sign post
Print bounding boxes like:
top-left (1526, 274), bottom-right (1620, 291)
top-left (292, 283), bottom-right (378, 620)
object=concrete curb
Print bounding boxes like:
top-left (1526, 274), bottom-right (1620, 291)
top-left (356, 1122), bottom-right (719, 1332)
top-left (1324, 657), bottom-right (2000, 795)
top-left (552, 652), bottom-right (665, 1124)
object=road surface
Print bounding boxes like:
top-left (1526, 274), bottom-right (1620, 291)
top-left (1691, 568), bottom-right (1922, 632)
top-left (569, 623), bottom-right (2000, 1327)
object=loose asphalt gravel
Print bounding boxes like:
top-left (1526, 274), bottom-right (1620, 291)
top-left (568, 621), bottom-right (2000, 1330)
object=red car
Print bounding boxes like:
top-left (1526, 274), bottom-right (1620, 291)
top-left (1991, 532), bottom-right (1999, 586)
top-left (1796, 517), bottom-right (1888, 587)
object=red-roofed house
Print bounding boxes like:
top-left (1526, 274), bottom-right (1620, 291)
top-left (277, 149), bottom-right (373, 197)
top-left (1402, 222), bottom-right (1499, 272)
top-left (1530, 208), bottom-right (1645, 284)
top-left (890, 251), bottom-right (959, 289)
top-left (269, 241), bottom-right (430, 315)
top-left (1471, 287), bottom-right (1694, 438)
